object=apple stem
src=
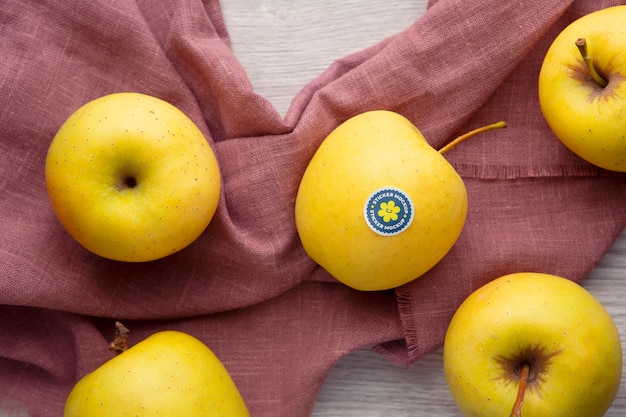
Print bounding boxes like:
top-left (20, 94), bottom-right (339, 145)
top-left (108, 321), bottom-right (130, 355)
top-left (509, 363), bottom-right (530, 417)
top-left (575, 38), bottom-right (608, 88)
top-left (438, 121), bottom-right (507, 155)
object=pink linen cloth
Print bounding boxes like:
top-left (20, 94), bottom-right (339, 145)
top-left (1, 0), bottom-right (624, 415)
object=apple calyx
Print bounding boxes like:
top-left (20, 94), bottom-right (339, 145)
top-left (438, 121), bottom-right (507, 155)
top-left (509, 362), bottom-right (530, 417)
top-left (575, 38), bottom-right (608, 88)
top-left (116, 173), bottom-right (138, 191)
top-left (108, 321), bottom-right (130, 355)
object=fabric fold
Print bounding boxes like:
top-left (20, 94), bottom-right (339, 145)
top-left (0, 283), bottom-right (404, 417)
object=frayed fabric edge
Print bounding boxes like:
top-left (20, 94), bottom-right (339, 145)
top-left (454, 163), bottom-right (625, 180)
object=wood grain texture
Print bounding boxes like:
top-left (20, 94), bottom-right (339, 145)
top-left (221, 1), bottom-right (626, 415)
top-left (221, 0), bottom-right (425, 117)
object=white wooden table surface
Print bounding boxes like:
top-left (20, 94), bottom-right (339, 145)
top-left (220, 1), bottom-right (626, 416)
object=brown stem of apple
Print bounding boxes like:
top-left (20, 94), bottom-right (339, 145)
top-left (108, 321), bottom-right (130, 355)
top-left (438, 121), bottom-right (507, 155)
top-left (509, 362), bottom-right (530, 417)
top-left (575, 38), bottom-right (608, 88)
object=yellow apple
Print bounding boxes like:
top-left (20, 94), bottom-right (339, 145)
top-left (443, 272), bottom-right (622, 417)
top-left (64, 330), bottom-right (250, 417)
top-left (45, 92), bottom-right (221, 262)
top-left (538, 5), bottom-right (626, 172)
top-left (294, 110), bottom-right (505, 291)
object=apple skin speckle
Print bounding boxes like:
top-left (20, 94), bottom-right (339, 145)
top-left (45, 92), bottom-right (222, 262)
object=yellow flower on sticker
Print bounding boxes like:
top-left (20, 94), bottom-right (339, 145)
top-left (378, 201), bottom-right (401, 223)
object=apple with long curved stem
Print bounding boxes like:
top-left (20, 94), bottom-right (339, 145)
top-left (443, 272), bottom-right (622, 417)
top-left (538, 5), bottom-right (626, 172)
top-left (295, 110), bottom-right (506, 291)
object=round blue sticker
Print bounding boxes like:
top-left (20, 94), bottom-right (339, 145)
top-left (364, 187), bottom-right (415, 236)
